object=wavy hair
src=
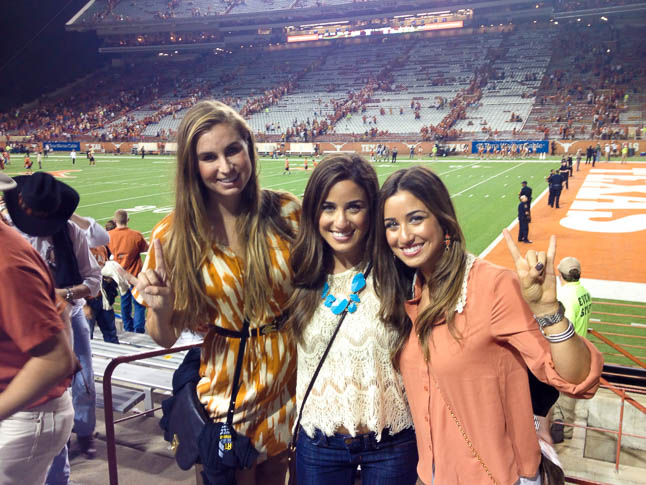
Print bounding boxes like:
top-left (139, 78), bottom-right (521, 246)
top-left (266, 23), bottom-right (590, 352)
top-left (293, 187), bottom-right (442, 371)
top-left (287, 154), bottom-right (378, 342)
top-left (374, 166), bottom-right (467, 361)
top-left (164, 99), bottom-right (293, 332)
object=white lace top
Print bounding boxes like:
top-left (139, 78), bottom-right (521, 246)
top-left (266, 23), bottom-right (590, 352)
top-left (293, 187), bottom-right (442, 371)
top-left (297, 267), bottom-right (413, 441)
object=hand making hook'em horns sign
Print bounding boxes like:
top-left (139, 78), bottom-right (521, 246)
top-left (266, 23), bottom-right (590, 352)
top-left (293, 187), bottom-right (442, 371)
top-left (502, 229), bottom-right (560, 317)
top-left (123, 238), bottom-right (175, 320)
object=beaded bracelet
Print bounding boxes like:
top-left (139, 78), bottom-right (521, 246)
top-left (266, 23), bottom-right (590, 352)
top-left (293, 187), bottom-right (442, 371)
top-left (540, 319), bottom-right (576, 343)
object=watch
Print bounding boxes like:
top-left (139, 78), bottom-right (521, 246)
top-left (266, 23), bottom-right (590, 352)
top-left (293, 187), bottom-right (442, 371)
top-left (65, 288), bottom-right (74, 302)
top-left (533, 301), bottom-right (565, 329)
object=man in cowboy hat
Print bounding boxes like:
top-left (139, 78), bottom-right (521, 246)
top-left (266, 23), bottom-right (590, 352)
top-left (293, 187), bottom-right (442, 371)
top-left (0, 172), bottom-right (76, 484)
top-left (4, 172), bottom-right (102, 481)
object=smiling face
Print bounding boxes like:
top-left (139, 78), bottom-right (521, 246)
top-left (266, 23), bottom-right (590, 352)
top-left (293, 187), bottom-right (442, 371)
top-left (318, 179), bottom-right (370, 273)
top-left (196, 122), bottom-right (252, 208)
top-left (383, 190), bottom-right (444, 279)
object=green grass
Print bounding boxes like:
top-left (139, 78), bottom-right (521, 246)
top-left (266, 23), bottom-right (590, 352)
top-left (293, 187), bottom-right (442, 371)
top-left (588, 298), bottom-right (646, 368)
top-left (6, 152), bottom-right (644, 367)
top-left (13, 153), bottom-right (561, 253)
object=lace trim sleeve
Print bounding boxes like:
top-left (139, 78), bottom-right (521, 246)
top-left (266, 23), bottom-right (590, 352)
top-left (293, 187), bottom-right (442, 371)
top-left (454, 253), bottom-right (476, 314)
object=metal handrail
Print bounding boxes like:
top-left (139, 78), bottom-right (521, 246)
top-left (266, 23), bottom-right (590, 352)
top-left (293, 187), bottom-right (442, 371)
top-left (589, 328), bottom-right (646, 369)
top-left (103, 343), bottom-right (201, 485)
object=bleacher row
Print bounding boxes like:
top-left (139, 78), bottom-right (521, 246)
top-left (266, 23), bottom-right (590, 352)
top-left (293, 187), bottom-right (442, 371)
top-left (76, 0), bottom-right (359, 24)
top-left (4, 24), bottom-right (644, 143)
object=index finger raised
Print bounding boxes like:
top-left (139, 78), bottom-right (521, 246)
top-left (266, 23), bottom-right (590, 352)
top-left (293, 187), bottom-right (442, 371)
top-left (122, 270), bottom-right (139, 287)
top-left (153, 238), bottom-right (166, 275)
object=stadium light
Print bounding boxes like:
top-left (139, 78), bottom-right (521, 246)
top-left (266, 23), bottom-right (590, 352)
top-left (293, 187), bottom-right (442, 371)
top-left (601, 16), bottom-right (608, 21)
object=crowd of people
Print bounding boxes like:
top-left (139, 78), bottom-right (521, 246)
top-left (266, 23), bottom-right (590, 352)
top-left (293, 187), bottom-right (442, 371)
top-left (0, 99), bottom-right (606, 485)
top-left (1, 23), bottom-right (644, 146)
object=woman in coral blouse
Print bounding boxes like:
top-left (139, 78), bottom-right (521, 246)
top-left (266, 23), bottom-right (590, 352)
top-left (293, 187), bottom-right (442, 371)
top-left (374, 166), bottom-right (603, 485)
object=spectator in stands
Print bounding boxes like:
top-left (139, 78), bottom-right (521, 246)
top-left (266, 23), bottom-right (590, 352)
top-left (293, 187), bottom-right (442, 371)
top-left (374, 166), bottom-right (602, 485)
top-left (287, 155), bottom-right (417, 484)
top-left (128, 100), bottom-right (299, 484)
top-left (108, 209), bottom-right (148, 334)
top-left (551, 256), bottom-right (592, 442)
top-left (4, 172), bottom-right (102, 478)
top-left (0, 175), bottom-right (76, 485)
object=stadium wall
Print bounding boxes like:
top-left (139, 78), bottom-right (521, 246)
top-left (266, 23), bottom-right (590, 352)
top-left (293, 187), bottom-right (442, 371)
top-left (3, 140), bottom-right (646, 157)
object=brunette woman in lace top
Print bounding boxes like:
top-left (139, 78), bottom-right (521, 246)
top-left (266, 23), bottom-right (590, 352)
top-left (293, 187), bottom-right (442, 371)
top-left (287, 154), bottom-right (418, 485)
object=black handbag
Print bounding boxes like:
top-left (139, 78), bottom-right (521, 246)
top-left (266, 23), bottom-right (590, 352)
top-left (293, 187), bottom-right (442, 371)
top-left (160, 319), bottom-right (262, 484)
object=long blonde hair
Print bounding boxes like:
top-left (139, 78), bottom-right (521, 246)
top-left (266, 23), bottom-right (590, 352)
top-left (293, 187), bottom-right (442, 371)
top-left (165, 100), bottom-right (294, 331)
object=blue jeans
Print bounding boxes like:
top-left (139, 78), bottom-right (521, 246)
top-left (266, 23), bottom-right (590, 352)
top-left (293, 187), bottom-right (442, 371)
top-left (87, 297), bottom-right (119, 343)
top-left (120, 287), bottom-right (146, 333)
top-left (47, 307), bottom-right (95, 483)
top-left (296, 427), bottom-right (418, 485)
top-left (70, 305), bottom-right (96, 437)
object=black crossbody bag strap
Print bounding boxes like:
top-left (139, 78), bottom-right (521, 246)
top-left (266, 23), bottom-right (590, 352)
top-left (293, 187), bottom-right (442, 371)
top-left (289, 263), bottom-right (372, 450)
top-left (227, 318), bottom-right (250, 426)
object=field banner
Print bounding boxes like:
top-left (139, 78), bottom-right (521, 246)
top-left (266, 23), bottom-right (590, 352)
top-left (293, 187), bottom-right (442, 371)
top-left (256, 143), bottom-right (277, 153)
top-left (472, 140), bottom-right (548, 154)
top-left (288, 143), bottom-right (315, 154)
top-left (48, 141), bottom-right (81, 151)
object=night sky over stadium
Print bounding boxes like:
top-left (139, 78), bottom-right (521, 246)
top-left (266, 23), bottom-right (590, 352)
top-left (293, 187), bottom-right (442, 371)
top-left (0, 0), bottom-right (104, 111)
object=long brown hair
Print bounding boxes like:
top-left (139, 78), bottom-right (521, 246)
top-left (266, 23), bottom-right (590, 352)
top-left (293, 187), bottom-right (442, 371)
top-left (165, 99), bottom-right (293, 332)
top-left (287, 154), bottom-right (378, 342)
top-left (374, 166), bottom-right (467, 361)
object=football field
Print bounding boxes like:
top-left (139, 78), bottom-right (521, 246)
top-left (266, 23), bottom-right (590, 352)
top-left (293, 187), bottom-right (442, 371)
top-left (15, 153), bottom-right (558, 254)
top-left (4, 153), bottom-right (644, 368)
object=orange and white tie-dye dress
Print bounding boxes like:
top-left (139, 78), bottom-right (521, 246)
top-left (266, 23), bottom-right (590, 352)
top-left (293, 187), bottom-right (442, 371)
top-left (139, 191), bottom-right (300, 461)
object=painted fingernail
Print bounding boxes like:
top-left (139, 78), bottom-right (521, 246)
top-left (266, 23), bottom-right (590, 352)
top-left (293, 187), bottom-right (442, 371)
top-left (535, 262), bottom-right (544, 272)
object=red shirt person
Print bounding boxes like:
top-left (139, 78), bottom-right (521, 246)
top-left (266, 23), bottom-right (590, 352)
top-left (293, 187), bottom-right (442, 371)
top-left (108, 209), bottom-right (149, 332)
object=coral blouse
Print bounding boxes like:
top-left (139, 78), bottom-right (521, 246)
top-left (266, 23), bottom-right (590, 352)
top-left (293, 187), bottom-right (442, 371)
top-left (401, 257), bottom-right (603, 485)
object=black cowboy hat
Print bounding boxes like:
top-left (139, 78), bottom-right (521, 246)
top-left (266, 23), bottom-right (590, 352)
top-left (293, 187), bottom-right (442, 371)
top-left (4, 172), bottom-right (79, 236)
top-left (0, 173), bottom-right (17, 191)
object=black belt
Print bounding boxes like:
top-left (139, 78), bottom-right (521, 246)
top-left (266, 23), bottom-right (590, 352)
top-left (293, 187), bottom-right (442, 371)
top-left (212, 313), bottom-right (287, 339)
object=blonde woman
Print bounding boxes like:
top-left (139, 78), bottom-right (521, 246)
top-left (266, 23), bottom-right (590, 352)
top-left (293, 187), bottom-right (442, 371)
top-left (130, 100), bottom-right (300, 484)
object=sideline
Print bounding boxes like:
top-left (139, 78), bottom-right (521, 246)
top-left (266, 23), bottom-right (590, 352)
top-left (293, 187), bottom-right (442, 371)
top-left (483, 162), bottom-right (646, 301)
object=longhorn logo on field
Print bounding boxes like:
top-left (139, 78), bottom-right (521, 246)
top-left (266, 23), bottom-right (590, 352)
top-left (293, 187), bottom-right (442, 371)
top-left (48, 170), bottom-right (81, 178)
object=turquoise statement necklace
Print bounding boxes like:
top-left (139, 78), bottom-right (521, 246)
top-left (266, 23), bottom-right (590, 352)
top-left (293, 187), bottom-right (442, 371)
top-left (321, 271), bottom-right (366, 315)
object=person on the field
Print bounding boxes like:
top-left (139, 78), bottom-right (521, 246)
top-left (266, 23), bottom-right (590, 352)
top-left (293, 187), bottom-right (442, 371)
top-left (547, 170), bottom-right (562, 208)
top-left (559, 159), bottom-right (569, 190)
top-left (519, 180), bottom-right (532, 205)
top-left (518, 195), bottom-right (532, 244)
